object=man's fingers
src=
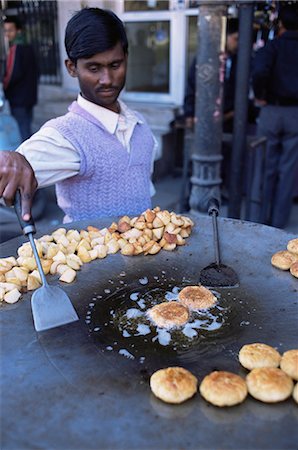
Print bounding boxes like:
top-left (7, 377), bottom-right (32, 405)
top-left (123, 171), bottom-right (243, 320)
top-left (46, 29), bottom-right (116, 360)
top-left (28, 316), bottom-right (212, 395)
top-left (0, 151), bottom-right (37, 218)
top-left (1, 180), bottom-right (19, 206)
top-left (20, 190), bottom-right (35, 221)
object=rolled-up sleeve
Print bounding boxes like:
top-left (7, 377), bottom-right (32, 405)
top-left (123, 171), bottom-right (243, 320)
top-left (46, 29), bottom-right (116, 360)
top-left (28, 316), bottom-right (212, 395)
top-left (16, 127), bottom-right (80, 188)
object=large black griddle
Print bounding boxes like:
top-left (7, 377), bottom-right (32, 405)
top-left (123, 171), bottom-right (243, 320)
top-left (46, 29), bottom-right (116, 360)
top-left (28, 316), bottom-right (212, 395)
top-left (1, 216), bottom-right (297, 450)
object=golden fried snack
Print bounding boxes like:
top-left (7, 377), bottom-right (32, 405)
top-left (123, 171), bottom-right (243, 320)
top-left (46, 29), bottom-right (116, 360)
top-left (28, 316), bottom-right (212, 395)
top-left (150, 367), bottom-right (198, 404)
top-left (280, 349), bottom-right (298, 381)
top-left (147, 302), bottom-right (189, 329)
top-left (290, 261), bottom-right (298, 278)
top-left (246, 367), bottom-right (294, 403)
top-left (287, 238), bottom-right (298, 255)
top-left (239, 343), bottom-right (281, 370)
top-left (271, 250), bottom-right (297, 270)
top-left (293, 383), bottom-right (298, 404)
top-left (199, 371), bottom-right (247, 407)
top-left (178, 285), bottom-right (217, 310)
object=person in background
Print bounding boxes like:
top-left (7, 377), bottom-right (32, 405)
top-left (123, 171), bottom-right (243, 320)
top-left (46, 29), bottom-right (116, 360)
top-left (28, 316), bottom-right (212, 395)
top-left (183, 17), bottom-right (239, 131)
top-left (252, 4), bottom-right (298, 229)
top-left (181, 18), bottom-right (239, 202)
top-left (0, 8), bottom-right (156, 223)
top-left (3, 16), bottom-right (38, 141)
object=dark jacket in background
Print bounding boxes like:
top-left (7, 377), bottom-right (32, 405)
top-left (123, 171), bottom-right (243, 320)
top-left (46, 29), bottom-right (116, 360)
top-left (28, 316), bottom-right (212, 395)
top-left (252, 31), bottom-right (298, 105)
top-left (183, 58), bottom-right (196, 119)
top-left (4, 44), bottom-right (38, 108)
top-left (183, 55), bottom-right (237, 131)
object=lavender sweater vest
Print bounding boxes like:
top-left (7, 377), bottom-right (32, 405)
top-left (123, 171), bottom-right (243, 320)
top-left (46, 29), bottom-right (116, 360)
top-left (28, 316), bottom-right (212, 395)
top-left (43, 102), bottom-right (154, 222)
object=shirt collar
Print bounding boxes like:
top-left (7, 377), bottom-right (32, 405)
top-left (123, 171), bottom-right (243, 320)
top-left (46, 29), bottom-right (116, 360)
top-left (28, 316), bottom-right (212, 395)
top-left (77, 94), bottom-right (143, 134)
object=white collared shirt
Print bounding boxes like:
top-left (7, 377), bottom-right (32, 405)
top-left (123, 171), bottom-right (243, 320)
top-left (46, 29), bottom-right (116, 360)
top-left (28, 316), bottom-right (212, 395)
top-left (16, 95), bottom-right (157, 194)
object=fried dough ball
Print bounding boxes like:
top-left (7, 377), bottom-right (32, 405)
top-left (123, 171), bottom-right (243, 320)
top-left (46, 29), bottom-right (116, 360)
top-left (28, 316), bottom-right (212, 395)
top-left (280, 349), bottom-right (298, 381)
top-left (178, 285), bottom-right (217, 310)
top-left (150, 367), bottom-right (198, 404)
top-left (293, 383), bottom-right (298, 404)
top-left (290, 261), bottom-right (298, 278)
top-left (199, 371), bottom-right (247, 407)
top-left (147, 302), bottom-right (189, 329)
top-left (246, 367), bottom-right (293, 403)
top-left (287, 238), bottom-right (298, 255)
top-left (271, 250), bottom-right (297, 270)
top-left (239, 343), bottom-right (281, 370)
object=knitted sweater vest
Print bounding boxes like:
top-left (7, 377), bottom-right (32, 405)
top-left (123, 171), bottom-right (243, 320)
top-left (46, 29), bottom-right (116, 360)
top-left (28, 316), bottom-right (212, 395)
top-left (43, 102), bottom-right (154, 222)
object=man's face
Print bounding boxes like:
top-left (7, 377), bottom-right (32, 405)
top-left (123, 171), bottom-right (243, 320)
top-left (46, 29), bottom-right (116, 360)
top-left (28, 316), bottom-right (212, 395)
top-left (4, 22), bottom-right (19, 43)
top-left (226, 32), bottom-right (239, 55)
top-left (65, 42), bottom-right (127, 113)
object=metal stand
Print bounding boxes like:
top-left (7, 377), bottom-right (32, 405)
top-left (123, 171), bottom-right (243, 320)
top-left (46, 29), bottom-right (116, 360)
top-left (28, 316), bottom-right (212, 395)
top-left (189, 2), bottom-right (227, 214)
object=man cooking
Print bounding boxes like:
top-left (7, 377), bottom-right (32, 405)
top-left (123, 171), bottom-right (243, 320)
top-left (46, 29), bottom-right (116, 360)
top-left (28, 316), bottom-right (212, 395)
top-left (0, 7), bottom-right (156, 223)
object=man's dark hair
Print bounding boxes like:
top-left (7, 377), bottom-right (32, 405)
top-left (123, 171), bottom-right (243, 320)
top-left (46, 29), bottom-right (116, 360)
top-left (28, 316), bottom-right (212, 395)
top-left (65, 7), bottom-right (128, 63)
top-left (226, 17), bottom-right (239, 35)
top-left (279, 4), bottom-right (298, 30)
top-left (4, 16), bottom-right (22, 30)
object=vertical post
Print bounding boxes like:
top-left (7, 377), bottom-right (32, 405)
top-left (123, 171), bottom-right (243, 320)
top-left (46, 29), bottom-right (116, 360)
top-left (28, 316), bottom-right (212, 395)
top-left (189, 2), bottom-right (227, 214)
top-left (0, 0), bottom-right (7, 83)
top-left (228, 2), bottom-right (254, 218)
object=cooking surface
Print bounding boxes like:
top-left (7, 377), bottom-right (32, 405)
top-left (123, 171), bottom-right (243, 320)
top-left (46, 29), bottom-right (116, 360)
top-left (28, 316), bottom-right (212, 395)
top-left (1, 216), bottom-right (297, 449)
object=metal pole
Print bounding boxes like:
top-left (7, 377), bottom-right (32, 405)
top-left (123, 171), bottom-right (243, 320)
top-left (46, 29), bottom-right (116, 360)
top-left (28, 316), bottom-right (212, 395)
top-left (0, 0), bottom-right (7, 83)
top-left (228, 2), bottom-right (254, 218)
top-left (189, 2), bottom-right (227, 214)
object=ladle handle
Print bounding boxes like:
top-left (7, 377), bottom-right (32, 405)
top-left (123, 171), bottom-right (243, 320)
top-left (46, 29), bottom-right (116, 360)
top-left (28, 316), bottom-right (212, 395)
top-left (208, 198), bottom-right (221, 266)
top-left (14, 190), bottom-right (36, 235)
top-left (207, 197), bottom-right (220, 216)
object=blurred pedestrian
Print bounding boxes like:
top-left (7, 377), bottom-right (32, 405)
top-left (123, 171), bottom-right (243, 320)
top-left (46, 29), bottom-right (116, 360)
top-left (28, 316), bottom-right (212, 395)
top-left (0, 8), bottom-right (156, 223)
top-left (182, 18), bottom-right (239, 201)
top-left (252, 4), bottom-right (298, 228)
top-left (3, 16), bottom-right (38, 141)
top-left (183, 17), bottom-right (239, 132)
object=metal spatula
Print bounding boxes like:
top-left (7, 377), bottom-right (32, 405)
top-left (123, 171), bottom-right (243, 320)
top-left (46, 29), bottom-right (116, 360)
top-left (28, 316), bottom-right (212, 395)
top-left (199, 198), bottom-right (239, 288)
top-left (15, 191), bottom-right (79, 332)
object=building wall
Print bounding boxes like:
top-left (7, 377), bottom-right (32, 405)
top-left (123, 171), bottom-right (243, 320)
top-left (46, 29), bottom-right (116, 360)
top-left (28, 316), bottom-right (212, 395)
top-left (57, 1), bottom-right (122, 93)
top-left (35, 0), bottom-right (189, 170)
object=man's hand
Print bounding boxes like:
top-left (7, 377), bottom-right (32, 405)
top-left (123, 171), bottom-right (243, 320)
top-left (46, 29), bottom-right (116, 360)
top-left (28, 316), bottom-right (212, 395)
top-left (254, 98), bottom-right (267, 107)
top-left (223, 110), bottom-right (234, 122)
top-left (185, 116), bottom-right (197, 130)
top-left (0, 151), bottom-right (37, 221)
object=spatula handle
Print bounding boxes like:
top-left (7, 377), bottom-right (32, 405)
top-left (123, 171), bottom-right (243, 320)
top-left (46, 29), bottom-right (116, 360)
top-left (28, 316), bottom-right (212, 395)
top-left (14, 190), bottom-right (36, 235)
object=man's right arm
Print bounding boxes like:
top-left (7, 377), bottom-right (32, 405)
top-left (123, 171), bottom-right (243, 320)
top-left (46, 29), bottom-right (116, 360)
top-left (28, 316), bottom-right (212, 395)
top-left (0, 151), bottom-right (37, 221)
top-left (0, 127), bottom-right (80, 220)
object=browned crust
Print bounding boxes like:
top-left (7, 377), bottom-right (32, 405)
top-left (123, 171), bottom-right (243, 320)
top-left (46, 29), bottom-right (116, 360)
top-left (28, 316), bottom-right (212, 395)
top-left (287, 238), bottom-right (298, 255)
top-left (199, 371), bottom-right (247, 407)
top-left (271, 250), bottom-right (297, 270)
top-left (178, 285), bottom-right (217, 310)
top-left (246, 367), bottom-right (294, 403)
top-left (280, 349), bottom-right (298, 381)
top-left (239, 343), bottom-right (281, 370)
top-left (150, 367), bottom-right (198, 404)
top-left (147, 301), bottom-right (189, 328)
top-left (290, 261), bottom-right (298, 278)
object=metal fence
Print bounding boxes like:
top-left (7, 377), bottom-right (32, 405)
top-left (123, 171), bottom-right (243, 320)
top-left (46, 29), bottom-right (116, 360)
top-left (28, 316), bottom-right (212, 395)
top-left (7, 0), bottom-right (61, 85)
